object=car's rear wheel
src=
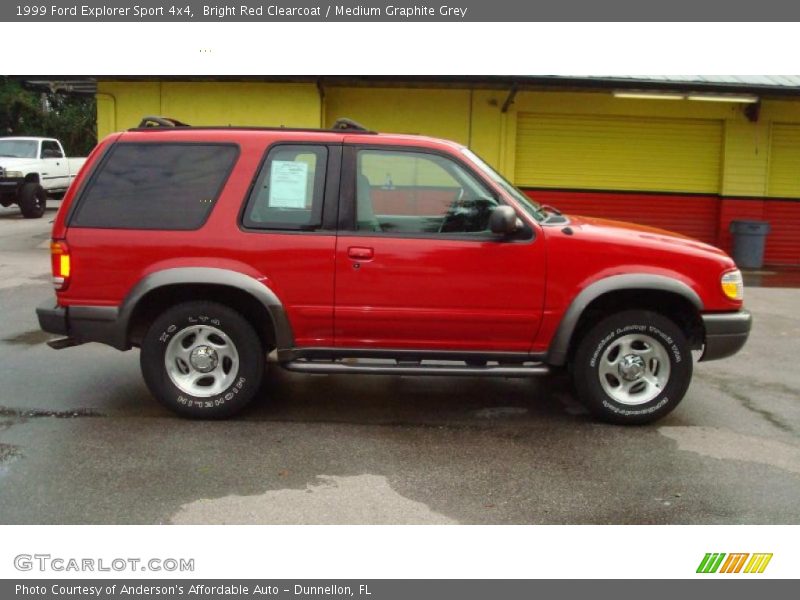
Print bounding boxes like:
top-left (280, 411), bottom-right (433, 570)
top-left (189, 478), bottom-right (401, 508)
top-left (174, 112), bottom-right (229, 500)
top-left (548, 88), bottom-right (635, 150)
top-left (18, 183), bottom-right (47, 218)
top-left (140, 301), bottom-right (265, 418)
top-left (571, 310), bottom-right (692, 425)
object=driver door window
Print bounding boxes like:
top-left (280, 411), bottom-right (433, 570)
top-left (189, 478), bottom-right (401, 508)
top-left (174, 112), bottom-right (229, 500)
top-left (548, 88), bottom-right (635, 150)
top-left (356, 149), bottom-right (499, 235)
top-left (41, 141), bottom-right (64, 159)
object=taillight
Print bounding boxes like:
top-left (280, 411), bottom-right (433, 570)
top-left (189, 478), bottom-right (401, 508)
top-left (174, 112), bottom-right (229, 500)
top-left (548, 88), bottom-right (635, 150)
top-left (50, 240), bottom-right (71, 290)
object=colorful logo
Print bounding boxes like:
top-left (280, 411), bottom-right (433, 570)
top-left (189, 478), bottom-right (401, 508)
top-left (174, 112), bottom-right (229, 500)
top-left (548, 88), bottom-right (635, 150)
top-left (697, 553), bottom-right (773, 574)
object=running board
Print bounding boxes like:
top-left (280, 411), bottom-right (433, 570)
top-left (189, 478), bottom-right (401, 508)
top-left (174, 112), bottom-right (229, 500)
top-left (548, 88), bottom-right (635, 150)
top-left (46, 337), bottom-right (84, 350)
top-left (282, 360), bottom-right (551, 378)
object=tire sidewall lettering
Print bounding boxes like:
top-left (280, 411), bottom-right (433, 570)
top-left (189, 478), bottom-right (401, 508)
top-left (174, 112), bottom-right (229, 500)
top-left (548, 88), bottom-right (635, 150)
top-left (602, 396), bottom-right (670, 416)
top-left (173, 376), bottom-right (246, 409)
top-left (158, 315), bottom-right (222, 344)
top-left (159, 314), bottom-right (243, 410)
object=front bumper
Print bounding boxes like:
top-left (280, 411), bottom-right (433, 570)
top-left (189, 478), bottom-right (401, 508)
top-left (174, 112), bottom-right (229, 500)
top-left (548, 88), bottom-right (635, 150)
top-left (0, 177), bottom-right (24, 187)
top-left (700, 310), bottom-right (752, 361)
top-left (0, 179), bottom-right (23, 195)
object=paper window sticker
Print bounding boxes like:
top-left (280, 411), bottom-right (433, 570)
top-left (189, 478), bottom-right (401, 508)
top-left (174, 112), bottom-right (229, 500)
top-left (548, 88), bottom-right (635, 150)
top-left (269, 161), bottom-right (309, 209)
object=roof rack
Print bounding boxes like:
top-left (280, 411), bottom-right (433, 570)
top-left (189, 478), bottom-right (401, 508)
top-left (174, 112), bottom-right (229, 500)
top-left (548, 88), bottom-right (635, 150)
top-left (129, 116), bottom-right (378, 135)
top-left (331, 118), bottom-right (371, 132)
top-left (137, 116), bottom-right (190, 128)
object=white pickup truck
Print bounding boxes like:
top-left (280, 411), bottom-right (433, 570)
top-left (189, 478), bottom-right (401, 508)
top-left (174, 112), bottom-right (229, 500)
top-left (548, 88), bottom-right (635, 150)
top-left (0, 137), bottom-right (87, 218)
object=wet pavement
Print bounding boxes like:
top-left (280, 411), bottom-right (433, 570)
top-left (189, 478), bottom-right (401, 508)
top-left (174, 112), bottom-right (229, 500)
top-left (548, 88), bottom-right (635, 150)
top-left (0, 202), bottom-right (799, 524)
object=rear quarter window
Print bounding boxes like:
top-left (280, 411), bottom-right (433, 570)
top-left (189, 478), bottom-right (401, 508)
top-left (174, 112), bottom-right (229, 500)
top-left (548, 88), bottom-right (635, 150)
top-left (70, 142), bottom-right (238, 230)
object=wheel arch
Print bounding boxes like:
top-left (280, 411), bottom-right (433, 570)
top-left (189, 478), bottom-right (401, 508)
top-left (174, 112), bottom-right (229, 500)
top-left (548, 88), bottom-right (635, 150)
top-left (547, 274), bottom-right (704, 366)
top-left (23, 173), bottom-right (40, 185)
top-left (121, 267), bottom-right (293, 351)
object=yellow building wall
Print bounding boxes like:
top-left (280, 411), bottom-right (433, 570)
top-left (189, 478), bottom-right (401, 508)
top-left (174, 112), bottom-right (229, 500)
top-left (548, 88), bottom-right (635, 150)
top-left (95, 93), bottom-right (116, 142)
top-left (95, 81), bottom-right (800, 199)
top-left (323, 87), bottom-right (471, 145)
top-left (96, 82), bottom-right (161, 139)
top-left (96, 81), bottom-right (321, 139)
top-left (469, 89), bottom-right (508, 171)
top-left (722, 119), bottom-right (770, 197)
top-left (767, 123), bottom-right (800, 197)
top-left (160, 82), bottom-right (320, 128)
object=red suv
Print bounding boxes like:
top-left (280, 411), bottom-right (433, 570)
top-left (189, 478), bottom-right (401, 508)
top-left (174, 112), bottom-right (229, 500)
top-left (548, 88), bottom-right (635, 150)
top-left (37, 116), bottom-right (751, 424)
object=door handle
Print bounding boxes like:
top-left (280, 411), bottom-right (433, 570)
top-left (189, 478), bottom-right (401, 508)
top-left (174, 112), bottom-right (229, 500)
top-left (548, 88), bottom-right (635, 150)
top-left (348, 246), bottom-right (374, 260)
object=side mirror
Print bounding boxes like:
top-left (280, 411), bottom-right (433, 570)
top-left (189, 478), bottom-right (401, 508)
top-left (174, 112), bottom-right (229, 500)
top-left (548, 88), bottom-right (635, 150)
top-left (489, 205), bottom-right (521, 235)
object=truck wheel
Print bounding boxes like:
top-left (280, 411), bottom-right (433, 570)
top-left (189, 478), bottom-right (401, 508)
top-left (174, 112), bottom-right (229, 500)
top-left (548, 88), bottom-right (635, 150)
top-left (140, 301), bottom-right (265, 419)
top-left (571, 310), bottom-right (692, 425)
top-left (18, 183), bottom-right (47, 218)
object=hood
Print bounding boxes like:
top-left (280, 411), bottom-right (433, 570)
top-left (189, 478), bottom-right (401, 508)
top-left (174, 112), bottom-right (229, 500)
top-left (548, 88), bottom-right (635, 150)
top-left (566, 214), bottom-right (728, 257)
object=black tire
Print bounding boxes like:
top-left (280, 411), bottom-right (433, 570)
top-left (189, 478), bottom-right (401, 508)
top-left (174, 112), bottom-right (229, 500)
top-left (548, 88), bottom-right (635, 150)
top-left (140, 301), bottom-right (265, 419)
top-left (571, 310), bottom-right (692, 425)
top-left (18, 183), bottom-right (47, 218)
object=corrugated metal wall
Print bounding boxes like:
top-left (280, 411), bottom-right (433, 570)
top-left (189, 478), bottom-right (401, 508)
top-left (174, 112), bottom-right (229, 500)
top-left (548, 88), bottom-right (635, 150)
top-left (528, 189), bottom-right (719, 245)
top-left (768, 123), bottom-right (800, 198)
top-left (764, 201), bottom-right (800, 264)
top-left (515, 114), bottom-right (723, 194)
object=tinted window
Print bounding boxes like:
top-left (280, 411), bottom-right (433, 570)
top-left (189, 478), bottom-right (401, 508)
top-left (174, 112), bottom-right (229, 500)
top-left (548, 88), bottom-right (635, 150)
top-left (243, 145), bottom-right (327, 230)
top-left (71, 143), bottom-right (238, 230)
top-left (41, 141), bottom-right (63, 159)
top-left (355, 149), bottom-right (498, 235)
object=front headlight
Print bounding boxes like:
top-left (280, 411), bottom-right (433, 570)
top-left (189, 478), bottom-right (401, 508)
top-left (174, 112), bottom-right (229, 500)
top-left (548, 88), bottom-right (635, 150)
top-left (721, 269), bottom-right (744, 301)
top-left (2, 170), bottom-right (23, 178)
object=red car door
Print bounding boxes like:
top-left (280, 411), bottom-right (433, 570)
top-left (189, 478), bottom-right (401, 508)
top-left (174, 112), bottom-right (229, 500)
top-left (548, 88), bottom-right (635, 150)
top-left (334, 144), bottom-right (546, 352)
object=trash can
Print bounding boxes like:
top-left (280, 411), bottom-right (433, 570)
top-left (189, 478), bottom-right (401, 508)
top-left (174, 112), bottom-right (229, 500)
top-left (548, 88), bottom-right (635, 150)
top-left (729, 220), bottom-right (771, 269)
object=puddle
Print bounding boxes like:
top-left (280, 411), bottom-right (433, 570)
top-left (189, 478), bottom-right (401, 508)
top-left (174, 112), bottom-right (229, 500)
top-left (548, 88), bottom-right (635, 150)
top-left (0, 406), bottom-right (103, 419)
top-left (659, 426), bottom-right (800, 475)
top-left (472, 406), bottom-right (529, 419)
top-left (0, 443), bottom-right (22, 479)
top-left (2, 330), bottom-right (53, 346)
top-left (0, 443), bottom-right (21, 463)
top-left (703, 374), bottom-right (797, 434)
top-left (171, 473), bottom-right (457, 525)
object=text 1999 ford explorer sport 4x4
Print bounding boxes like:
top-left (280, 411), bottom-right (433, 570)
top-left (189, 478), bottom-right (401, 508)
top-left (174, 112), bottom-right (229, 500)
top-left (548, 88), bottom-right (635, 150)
top-left (36, 116), bottom-right (751, 424)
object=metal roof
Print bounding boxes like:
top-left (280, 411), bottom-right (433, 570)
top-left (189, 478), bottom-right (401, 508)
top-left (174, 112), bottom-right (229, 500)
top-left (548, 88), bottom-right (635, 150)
top-left (18, 75), bottom-right (800, 97)
top-left (563, 75), bottom-right (800, 87)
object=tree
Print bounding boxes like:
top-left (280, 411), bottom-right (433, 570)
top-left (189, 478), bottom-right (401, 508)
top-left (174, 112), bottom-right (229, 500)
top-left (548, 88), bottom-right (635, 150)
top-left (0, 78), bottom-right (97, 155)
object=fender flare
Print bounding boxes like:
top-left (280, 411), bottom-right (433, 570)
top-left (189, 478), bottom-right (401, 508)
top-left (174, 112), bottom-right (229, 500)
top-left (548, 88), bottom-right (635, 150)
top-left (546, 274), bottom-right (704, 366)
top-left (119, 267), bottom-right (294, 350)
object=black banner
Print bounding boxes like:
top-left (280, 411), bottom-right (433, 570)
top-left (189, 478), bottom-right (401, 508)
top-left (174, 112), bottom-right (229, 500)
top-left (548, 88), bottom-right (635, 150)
top-left (4, 0), bottom-right (800, 22)
top-left (3, 580), bottom-right (798, 600)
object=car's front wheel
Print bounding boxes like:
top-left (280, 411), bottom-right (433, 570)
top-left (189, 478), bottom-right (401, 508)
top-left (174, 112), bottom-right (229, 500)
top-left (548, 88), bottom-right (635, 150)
top-left (572, 310), bottom-right (692, 424)
top-left (18, 183), bottom-right (47, 218)
top-left (140, 301), bottom-right (265, 418)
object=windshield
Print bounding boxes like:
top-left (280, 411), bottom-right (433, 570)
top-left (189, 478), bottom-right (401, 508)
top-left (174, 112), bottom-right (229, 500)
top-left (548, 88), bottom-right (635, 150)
top-left (0, 140), bottom-right (37, 159)
top-left (461, 148), bottom-right (547, 222)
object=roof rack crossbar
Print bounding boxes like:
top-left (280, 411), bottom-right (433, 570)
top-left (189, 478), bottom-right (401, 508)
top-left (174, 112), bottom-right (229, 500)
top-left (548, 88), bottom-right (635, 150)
top-left (331, 118), bottom-right (371, 132)
top-left (137, 115), bottom-right (190, 128)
